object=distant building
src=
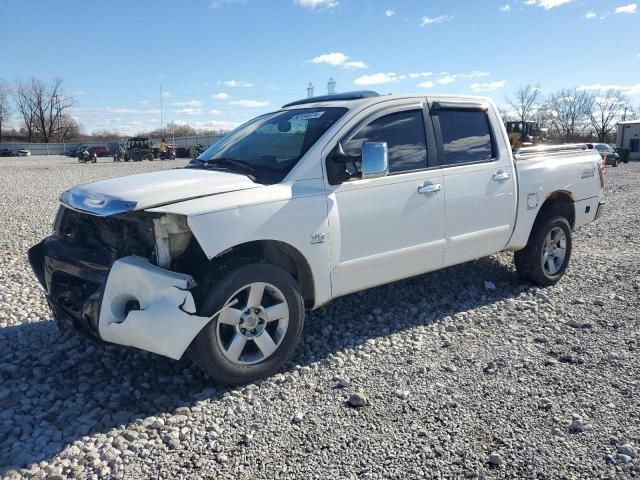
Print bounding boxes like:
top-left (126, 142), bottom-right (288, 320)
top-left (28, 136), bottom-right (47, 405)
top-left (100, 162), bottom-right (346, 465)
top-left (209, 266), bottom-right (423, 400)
top-left (307, 83), bottom-right (314, 98)
top-left (617, 120), bottom-right (640, 161)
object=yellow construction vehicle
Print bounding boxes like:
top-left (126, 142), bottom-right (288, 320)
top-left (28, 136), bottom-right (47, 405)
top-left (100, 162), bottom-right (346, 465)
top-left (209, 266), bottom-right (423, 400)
top-left (505, 121), bottom-right (546, 148)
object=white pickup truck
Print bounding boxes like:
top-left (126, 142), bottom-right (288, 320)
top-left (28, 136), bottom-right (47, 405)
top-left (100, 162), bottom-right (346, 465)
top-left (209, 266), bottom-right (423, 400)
top-left (29, 91), bottom-right (605, 384)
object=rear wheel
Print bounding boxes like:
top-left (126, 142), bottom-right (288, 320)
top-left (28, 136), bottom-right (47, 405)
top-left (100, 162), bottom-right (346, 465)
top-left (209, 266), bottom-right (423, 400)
top-left (514, 216), bottom-right (572, 286)
top-left (189, 263), bottom-right (304, 385)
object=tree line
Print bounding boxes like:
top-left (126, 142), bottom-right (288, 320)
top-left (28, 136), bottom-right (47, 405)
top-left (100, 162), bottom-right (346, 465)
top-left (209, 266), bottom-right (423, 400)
top-left (0, 78), bottom-right (228, 144)
top-left (504, 84), bottom-right (638, 144)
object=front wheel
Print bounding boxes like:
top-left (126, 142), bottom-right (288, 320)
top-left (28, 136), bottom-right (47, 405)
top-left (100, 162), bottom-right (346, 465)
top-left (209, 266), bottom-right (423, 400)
top-left (514, 216), bottom-right (572, 286)
top-left (189, 263), bottom-right (304, 385)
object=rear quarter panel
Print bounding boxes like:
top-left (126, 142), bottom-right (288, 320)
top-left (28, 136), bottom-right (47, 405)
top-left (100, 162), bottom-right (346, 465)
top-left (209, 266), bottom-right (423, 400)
top-left (507, 150), bottom-right (603, 250)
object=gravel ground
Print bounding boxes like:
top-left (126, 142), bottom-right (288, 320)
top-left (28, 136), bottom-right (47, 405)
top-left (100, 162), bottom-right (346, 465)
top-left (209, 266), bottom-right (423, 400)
top-left (1, 155), bottom-right (639, 479)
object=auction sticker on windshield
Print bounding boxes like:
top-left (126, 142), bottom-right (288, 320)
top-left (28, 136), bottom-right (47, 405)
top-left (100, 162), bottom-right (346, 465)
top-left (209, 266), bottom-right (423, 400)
top-left (290, 112), bottom-right (325, 121)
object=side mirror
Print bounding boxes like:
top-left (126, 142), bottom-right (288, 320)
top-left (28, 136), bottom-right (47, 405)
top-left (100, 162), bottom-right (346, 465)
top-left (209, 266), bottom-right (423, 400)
top-left (361, 142), bottom-right (388, 179)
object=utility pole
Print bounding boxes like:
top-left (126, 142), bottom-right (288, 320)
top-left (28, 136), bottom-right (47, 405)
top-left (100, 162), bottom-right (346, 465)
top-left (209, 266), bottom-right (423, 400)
top-left (160, 85), bottom-right (164, 134)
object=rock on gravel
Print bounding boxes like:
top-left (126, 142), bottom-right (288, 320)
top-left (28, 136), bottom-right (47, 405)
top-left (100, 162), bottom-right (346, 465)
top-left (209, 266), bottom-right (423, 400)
top-left (1, 156), bottom-right (640, 479)
top-left (347, 392), bottom-right (368, 408)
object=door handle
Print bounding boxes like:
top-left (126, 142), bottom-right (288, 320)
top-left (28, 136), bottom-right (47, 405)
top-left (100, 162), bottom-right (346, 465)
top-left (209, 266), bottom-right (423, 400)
top-left (493, 171), bottom-right (511, 182)
top-left (418, 183), bottom-right (442, 195)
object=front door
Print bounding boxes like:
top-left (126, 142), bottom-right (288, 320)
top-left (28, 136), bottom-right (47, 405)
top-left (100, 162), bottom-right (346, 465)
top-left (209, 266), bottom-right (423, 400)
top-left (326, 106), bottom-right (446, 297)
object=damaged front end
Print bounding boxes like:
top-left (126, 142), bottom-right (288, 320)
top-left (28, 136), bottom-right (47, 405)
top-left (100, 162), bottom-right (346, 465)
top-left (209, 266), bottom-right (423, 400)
top-left (28, 204), bottom-right (210, 359)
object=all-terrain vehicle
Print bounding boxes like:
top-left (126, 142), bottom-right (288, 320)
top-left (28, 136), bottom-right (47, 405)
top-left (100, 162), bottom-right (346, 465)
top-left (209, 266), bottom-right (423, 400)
top-left (124, 137), bottom-right (155, 161)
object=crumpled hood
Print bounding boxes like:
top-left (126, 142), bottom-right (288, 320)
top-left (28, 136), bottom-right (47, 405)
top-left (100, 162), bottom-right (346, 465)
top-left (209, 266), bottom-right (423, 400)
top-left (60, 168), bottom-right (260, 216)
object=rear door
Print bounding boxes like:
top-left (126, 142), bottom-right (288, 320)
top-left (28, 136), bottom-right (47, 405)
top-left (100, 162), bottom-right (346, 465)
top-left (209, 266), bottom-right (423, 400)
top-left (429, 101), bottom-right (517, 266)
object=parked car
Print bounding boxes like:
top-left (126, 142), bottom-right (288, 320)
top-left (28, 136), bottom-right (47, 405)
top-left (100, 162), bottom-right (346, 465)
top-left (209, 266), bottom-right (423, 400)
top-left (28, 91), bottom-right (605, 385)
top-left (585, 143), bottom-right (620, 167)
top-left (18, 149), bottom-right (31, 157)
top-left (66, 145), bottom-right (88, 157)
top-left (0, 148), bottom-right (13, 157)
top-left (88, 145), bottom-right (110, 157)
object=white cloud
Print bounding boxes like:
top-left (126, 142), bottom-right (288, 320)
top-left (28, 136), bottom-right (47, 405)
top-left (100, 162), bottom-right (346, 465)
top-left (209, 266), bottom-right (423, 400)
top-left (208, 109), bottom-right (221, 115)
top-left (500, 5), bottom-right (511, 12)
top-left (418, 81), bottom-right (434, 88)
top-left (86, 107), bottom-right (161, 115)
top-left (421, 15), bottom-right (454, 26)
top-left (438, 75), bottom-right (457, 85)
top-left (295, 0), bottom-right (339, 10)
top-left (171, 100), bottom-right (202, 107)
top-left (461, 70), bottom-right (490, 79)
top-left (212, 93), bottom-right (231, 100)
top-left (191, 119), bottom-right (239, 131)
top-left (409, 72), bottom-right (432, 78)
top-left (353, 72), bottom-right (406, 85)
top-left (228, 99), bottom-right (270, 107)
top-left (615, 3), bottom-right (637, 14)
top-left (309, 52), bottom-right (368, 69)
top-left (526, 0), bottom-right (571, 9)
top-left (470, 80), bottom-right (508, 92)
top-left (161, 91), bottom-right (172, 98)
top-left (175, 108), bottom-right (203, 115)
top-left (585, 10), bottom-right (597, 19)
top-left (577, 82), bottom-right (640, 95)
top-left (222, 80), bottom-right (254, 88)
top-left (385, 9), bottom-right (395, 17)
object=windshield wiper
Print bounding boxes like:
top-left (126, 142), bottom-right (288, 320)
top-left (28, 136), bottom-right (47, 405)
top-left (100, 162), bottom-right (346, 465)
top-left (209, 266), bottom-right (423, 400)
top-left (192, 157), bottom-right (257, 180)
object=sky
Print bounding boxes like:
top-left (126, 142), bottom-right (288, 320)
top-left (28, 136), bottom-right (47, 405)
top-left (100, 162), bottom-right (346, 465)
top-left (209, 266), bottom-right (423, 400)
top-left (1, 0), bottom-right (639, 135)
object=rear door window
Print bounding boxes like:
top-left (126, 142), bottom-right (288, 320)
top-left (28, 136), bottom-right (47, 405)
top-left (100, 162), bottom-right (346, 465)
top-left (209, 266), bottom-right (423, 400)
top-left (436, 109), bottom-right (495, 165)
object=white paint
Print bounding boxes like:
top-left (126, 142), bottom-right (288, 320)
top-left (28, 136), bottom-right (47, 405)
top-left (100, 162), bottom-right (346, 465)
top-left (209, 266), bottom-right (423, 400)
top-left (98, 256), bottom-right (211, 360)
top-left (64, 93), bottom-right (604, 360)
top-left (69, 168), bottom-right (259, 212)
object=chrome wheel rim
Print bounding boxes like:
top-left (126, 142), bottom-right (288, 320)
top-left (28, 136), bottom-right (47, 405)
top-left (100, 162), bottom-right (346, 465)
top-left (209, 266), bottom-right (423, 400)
top-left (541, 227), bottom-right (567, 276)
top-left (215, 282), bottom-right (289, 365)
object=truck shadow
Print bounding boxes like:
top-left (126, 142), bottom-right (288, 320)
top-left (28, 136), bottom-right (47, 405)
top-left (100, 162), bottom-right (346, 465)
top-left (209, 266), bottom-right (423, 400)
top-left (0, 254), bottom-right (531, 472)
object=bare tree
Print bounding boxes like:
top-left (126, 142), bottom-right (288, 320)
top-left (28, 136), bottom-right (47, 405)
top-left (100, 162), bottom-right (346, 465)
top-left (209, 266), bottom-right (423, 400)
top-left (587, 89), bottom-right (627, 142)
top-left (14, 82), bottom-right (37, 141)
top-left (13, 78), bottom-right (74, 143)
top-left (0, 79), bottom-right (11, 143)
top-left (548, 88), bottom-right (593, 143)
top-left (497, 107), bottom-right (512, 122)
top-left (57, 114), bottom-right (82, 141)
top-left (507, 84), bottom-right (541, 123)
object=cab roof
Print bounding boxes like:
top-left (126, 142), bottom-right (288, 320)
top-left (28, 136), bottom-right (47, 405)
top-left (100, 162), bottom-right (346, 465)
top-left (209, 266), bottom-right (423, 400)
top-left (281, 91), bottom-right (492, 111)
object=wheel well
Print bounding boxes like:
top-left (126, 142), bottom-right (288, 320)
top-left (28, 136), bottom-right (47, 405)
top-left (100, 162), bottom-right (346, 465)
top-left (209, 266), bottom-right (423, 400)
top-left (211, 240), bottom-right (315, 308)
top-left (535, 191), bottom-right (575, 229)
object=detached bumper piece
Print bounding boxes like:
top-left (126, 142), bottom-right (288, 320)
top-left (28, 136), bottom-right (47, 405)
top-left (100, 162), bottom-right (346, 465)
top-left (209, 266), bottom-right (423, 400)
top-left (595, 200), bottom-right (605, 221)
top-left (29, 238), bottom-right (210, 360)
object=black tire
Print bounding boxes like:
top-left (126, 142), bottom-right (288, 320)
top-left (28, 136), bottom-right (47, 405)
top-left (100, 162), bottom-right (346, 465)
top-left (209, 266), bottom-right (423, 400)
top-left (189, 262), bottom-right (304, 385)
top-left (147, 153), bottom-right (154, 161)
top-left (614, 157), bottom-right (620, 167)
top-left (514, 216), bottom-right (572, 287)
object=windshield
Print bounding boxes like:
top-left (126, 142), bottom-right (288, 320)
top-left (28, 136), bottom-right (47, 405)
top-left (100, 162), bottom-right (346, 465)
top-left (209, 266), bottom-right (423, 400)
top-left (190, 107), bottom-right (347, 184)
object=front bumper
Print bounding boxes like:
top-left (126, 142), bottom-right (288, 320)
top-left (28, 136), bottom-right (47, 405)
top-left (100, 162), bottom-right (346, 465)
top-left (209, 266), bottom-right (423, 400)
top-left (29, 237), bottom-right (210, 359)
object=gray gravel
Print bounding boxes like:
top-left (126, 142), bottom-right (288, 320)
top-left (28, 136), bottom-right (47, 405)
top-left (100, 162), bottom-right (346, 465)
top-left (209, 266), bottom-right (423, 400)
top-left (1, 155), bottom-right (639, 479)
